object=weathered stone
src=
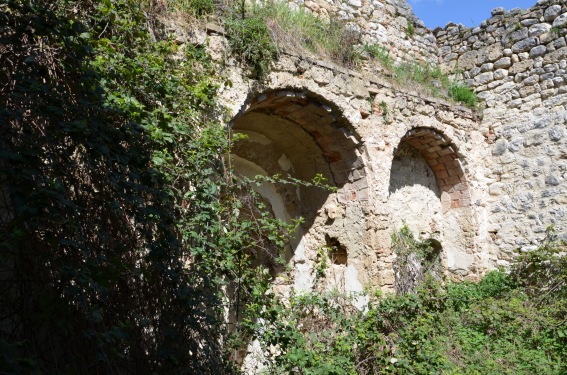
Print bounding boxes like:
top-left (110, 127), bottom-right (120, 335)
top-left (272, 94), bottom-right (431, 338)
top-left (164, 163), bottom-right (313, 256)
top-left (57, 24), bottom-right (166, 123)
top-left (549, 127), bottom-right (564, 141)
top-left (544, 5), bottom-right (562, 22)
top-left (489, 182), bottom-right (506, 195)
top-left (530, 45), bottom-right (547, 57)
top-left (509, 59), bottom-right (534, 74)
top-left (493, 69), bottom-right (508, 80)
top-left (492, 139), bottom-right (508, 155)
top-left (552, 13), bottom-right (567, 28)
top-left (510, 27), bottom-right (529, 42)
top-left (543, 46), bottom-right (567, 65)
top-left (491, 7), bottom-right (506, 16)
top-left (475, 72), bottom-right (494, 85)
top-left (457, 50), bottom-right (479, 70)
top-left (480, 63), bottom-right (494, 72)
top-left (545, 175), bottom-right (561, 186)
top-left (523, 75), bottom-right (540, 85)
top-left (529, 23), bottom-right (552, 37)
top-left (512, 38), bottom-right (539, 53)
top-left (521, 18), bottom-right (539, 27)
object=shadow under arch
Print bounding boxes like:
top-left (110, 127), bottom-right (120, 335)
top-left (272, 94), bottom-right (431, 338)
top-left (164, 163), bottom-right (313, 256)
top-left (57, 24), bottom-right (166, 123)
top-left (229, 89), bottom-right (367, 236)
top-left (388, 127), bottom-right (476, 280)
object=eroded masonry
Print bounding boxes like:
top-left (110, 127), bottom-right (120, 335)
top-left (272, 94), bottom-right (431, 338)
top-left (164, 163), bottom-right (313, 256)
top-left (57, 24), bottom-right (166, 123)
top-left (179, 0), bottom-right (567, 293)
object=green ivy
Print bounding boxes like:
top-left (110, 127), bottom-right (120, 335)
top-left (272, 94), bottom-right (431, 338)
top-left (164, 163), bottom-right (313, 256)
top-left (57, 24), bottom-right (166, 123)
top-left (0, 0), bottom-right (284, 372)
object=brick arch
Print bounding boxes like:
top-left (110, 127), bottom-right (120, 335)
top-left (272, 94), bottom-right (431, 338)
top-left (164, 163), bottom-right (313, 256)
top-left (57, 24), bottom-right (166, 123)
top-left (231, 89), bottom-right (367, 200)
top-left (400, 127), bottom-right (471, 209)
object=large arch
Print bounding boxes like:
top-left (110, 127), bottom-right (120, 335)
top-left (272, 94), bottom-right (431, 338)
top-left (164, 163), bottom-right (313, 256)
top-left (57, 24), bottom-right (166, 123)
top-left (229, 89), bottom-right (369, 292)
top-left (229, 88), bottom-right (371, 369)
top-left (387, 127), bottom-right (476, 280)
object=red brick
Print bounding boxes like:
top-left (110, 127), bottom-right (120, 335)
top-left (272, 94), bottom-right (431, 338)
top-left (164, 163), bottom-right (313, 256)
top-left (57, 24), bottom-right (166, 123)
top-left (446, 176), bottom-right (461, 185)
top-left (443, 159), bottom-right (461, 169)
top-left (437, 147), bottom-right (455, 156)
top-left (431, 163), bottom-right (447, 172)
top-left (447, 168), bottom-right (462, 177)
top-left (436, 170), bottom-right (449, 179)
top-left (326, 151), bottom-right (342, 163)
top-left (422, 151), bottom-right (440, 160)
top-left (428, 158), bottom-right (440, 167)
top-left (437, 154), bottom-right (456, 163)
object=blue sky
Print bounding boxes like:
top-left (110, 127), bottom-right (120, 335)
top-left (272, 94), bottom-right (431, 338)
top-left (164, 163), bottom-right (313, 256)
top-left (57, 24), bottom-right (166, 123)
top-left (408, 0), bottom-right (538, 29)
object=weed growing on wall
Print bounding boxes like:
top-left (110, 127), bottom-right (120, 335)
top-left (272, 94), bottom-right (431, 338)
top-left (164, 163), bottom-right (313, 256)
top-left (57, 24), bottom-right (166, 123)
top-left (224, 0), bottom-right (362, 76)
top-left (225, 12), bottom-right (276, 78)
top-left (404, 19), bottom-right (415, 38)
top-left (365, 43), bottom-right (477, 108)
top-left (391, 225), bottom-right (443, 294)
top-left (450, 83), bottom-right (479, 107)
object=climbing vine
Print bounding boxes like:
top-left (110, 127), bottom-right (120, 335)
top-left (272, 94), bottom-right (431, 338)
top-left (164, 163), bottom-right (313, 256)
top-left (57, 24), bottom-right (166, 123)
top-left (0, 0), bottom-right (288, 373)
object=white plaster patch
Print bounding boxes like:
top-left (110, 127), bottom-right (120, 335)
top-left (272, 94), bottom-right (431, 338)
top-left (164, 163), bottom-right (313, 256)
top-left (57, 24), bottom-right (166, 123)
top-left (344, 265), bottom-right (369, 311)
top-left (294, 262), bottom-right (315, 293)
top-left (231, 155), bottom-right (291, 223)
top-left (278, 153), bottom-right (293, 171)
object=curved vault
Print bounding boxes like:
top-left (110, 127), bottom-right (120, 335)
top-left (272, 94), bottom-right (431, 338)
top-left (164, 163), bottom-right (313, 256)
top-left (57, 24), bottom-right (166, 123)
top-left (229, 89), bottom-right (367, 278)
top-left (388, 127), bottom-right (476, 279)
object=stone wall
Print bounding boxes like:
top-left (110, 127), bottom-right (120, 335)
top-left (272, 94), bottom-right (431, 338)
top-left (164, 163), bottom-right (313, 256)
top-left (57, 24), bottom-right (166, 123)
top-left (435, 0), bottom-right (567, 266)
top-left (285, 0), bottom-right (439, 65)
top-left (208, 27), bottom-right (488, 292)
top-left (174, 0), bottom-right (567, 295)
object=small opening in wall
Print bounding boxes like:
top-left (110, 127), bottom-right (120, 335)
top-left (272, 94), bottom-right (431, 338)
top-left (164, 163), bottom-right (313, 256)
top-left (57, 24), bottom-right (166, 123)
top-left (325, 234), bottom-right (348, 265)
top-left (424, 238), bottom-right (442, 264)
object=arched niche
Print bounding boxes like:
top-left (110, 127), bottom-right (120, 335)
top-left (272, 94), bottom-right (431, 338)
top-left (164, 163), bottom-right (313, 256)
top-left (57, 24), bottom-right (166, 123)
top-left (228, 89), bottom-right (369, 368)
top-left (228, 89), bottom-right (368, 289)
top-left (387, 127), bottom-right (476, 279)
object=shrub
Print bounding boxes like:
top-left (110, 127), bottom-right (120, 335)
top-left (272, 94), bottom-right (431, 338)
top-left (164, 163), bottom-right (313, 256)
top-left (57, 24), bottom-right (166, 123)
top-left (450, 83), bottom-right (478, 107)
top-left (391, 225), bottom-right (443, 294)
top-left (405, 19), bottom-right (415, 38)
top-left (225, 14), bottom-right (276, 78)
top-left (228, 1), bottom-right (361, 69)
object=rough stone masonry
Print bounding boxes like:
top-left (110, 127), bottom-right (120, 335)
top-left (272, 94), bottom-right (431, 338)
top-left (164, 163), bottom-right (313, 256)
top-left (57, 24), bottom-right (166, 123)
top-left (177, 0), bottom-right (566, 294)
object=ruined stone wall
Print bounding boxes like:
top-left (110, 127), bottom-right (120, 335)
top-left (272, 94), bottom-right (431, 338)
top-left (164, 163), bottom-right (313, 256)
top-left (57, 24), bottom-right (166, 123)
top-left (435, 0), bottom-right (567, 267)
top-left (285, 0), bottom-right (439, 65)
top-left (174, 0), bottom-right (567, 295)
top-left (210, 31), bottom-right (488, 292)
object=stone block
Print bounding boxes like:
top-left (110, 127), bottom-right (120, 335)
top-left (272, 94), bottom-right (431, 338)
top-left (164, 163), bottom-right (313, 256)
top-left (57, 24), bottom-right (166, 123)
top-left (492, 139), bottom-right (508, 155)
top-left (494, 69), bottom-right (509, 80)
top-left (512, 37), bottom-right (539, 53)
top-left (457, 50), bottom-right (479, 70)
top-left (510, 27), bottom-right (529, 43)
top-left (529, 23), bottom-right (552, 37)
top-left (543, 46), bottom-right (567, 65)
top-left (523, 75), bottom-right (540, 85)
top-left (494, 57), bottom-right (512, 68)
top-left (475, 72), bottom-right (494, 85)
top-left (530, 45), bottom-right (547, 57)
top-left (509, 59), bottom-right (534, 74)
top-left (544, 5), bottom-right (562, 22)
top-left (552, 13), bottom-right (567, 28)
